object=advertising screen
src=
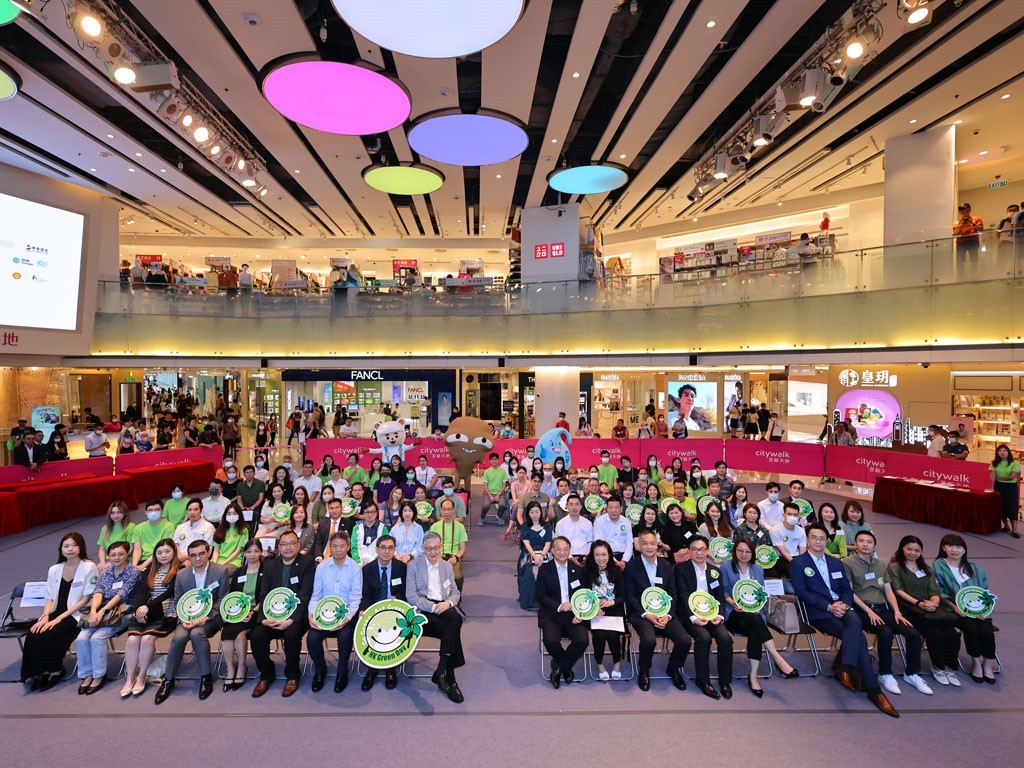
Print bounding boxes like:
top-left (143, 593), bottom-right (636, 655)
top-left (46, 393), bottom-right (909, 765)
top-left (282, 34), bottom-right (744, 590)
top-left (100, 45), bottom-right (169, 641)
top-left (0, 192), bottom-right (85, 331)
top-left (665, 380), bottom-right (718, 433)
top-left (834, 389), bottom-right (902, 439)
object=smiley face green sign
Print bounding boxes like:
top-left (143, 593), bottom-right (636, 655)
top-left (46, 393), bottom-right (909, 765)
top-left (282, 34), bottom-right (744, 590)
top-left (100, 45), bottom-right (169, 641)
top-left (354, 598), bottom-right (425, 670)
top-left (176, 588), bottom-right (212, 622)
top-left (570, 588), bottom-right (600, 620)
top-left (955, 586), bottom-right (996, 619)
top-left (754, 544), bottom-right (779, 569)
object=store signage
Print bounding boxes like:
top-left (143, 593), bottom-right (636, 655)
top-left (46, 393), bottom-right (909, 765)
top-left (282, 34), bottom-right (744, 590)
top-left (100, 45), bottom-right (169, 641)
top-left (392, 259), bottom-right (418, 272)
top-left (137, 254), bottom-right (163, 264)
top-left (181, 277), bottom-right (208, 286)
top-left (351, 370), bottom-right (384, 381)
top-left (724, 374), bottom-right (742, 382)
top-left (676, 373), bottom-right (707, 382)
top-left (987, 179), bottom-right (1009, 189)
top-left (459, 260), bottom-right (484, 271)
top-left (551, 242), bottom-right (565, 257)
top-left (444, 277), bottom-right (493, 287)
top-left (533, 242), bottom-right (565, 260)
top-left (204, 256), bottom-right (231, 267)
top-left (789, 365), bottom-right (817, 376)
top-left (598, 374), bottom-right (621, 381)
top-left (534, 244), bottom-right (548, 259)
top-left (281, 279), bottom-right (308, 290)
top-left (755, 231), bottom-right (791, 246)
top-left (125, 376), bottom-right (137, 383)
top-left (837, 368), bottom-right (897, 387)
top-left (330, 257), bottom-right (354, 267)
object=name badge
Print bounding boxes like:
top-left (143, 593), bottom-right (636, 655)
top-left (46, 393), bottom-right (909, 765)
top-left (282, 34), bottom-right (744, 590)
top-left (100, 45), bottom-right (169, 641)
top-left (72, 580), bottom-right (83, 587)
top-left (755, 531), bottom-right (764, 539)
top-left (443, 579), bottom-right (451, 589)
top-left (242, 510), bottom-right (254, 522)
top-left (914, 570), bottom-right (926, 578)
top-left (290, 576), bottom-right (300, 585)
top-left (570, 579), bottom-right (581, 588)
top-left (208, 581), bottom-right (219, 590)
top-left (654, 576), bottom-right (663, 585)
top-left (237, 575), bottom-right (248, 583)
top-left (391, 578), bottom-right (402, 586)
top-left (831, 572), bottom-right (842, 579)
top-left (539, 529), bottom-right (547, 537)
top-left (684, 531), bottom-right (692, 539)
top-left (864, 572), bottom-right (876, 581)
top-left (710, 580), bottom-right (720, 589)
top-left (112, 581), bottom-right (124, 589)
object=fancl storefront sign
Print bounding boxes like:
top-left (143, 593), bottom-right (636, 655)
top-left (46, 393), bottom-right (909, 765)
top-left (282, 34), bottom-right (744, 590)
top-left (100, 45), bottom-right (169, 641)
top-left (350, 370), bottom-right (384, 381)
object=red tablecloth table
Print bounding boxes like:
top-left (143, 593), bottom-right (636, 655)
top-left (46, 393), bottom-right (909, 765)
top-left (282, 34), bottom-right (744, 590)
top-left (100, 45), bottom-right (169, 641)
top-left (872, 476), bottom-right (1002, 534)
top-left (11, 475), bottom-right (138, 535)
top-left (0, 474), bottom-right (97, 494)
top-left (0, 493), bottom-right (19, 537)
top-left (121, 461), bottom-right (216, 501)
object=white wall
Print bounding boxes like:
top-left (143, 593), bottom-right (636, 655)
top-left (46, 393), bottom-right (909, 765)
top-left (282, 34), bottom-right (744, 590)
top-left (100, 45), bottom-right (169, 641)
top-left (884, 126), bottom-right (956, 243)
top-left (534, 366), bottom-right (581, 434)
top-left (847, 198), bottom-right (884, 249)
top-left (521, 204), bottom-right (581, 283)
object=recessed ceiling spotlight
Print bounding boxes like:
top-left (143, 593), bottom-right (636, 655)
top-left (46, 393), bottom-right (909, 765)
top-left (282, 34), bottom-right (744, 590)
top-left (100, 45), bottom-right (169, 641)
top-left (572, 71), bottom-right (580, 78)
top-left (909, 119), bottom-right (917, 124)
top-left (89, 168), bottom-right (96, 172)
top-left (106, 133), bottom-right (114, 139)
top-left (294, 169), bottom-right (301, 174)
top-left (1001, 93), bottom-right (1010, 100)
top-left (127, 167), bottom-right (135, 172)
top-left (706, 20), bottom-right (716, 28)
top-left (619, 154), bottom-right (626, 159)
top-left (160, 168), bottom-right (166, 173)
top-left (979, 150), bottom-right (989, 156)
top-left (134, 152), bottom-right (142, 157)
top-left (958, 159), bottom-right (968, 164)
top-left (496, 174), bottom-right (502, 179)
top-left (550, 138), bottom-right (557, 143)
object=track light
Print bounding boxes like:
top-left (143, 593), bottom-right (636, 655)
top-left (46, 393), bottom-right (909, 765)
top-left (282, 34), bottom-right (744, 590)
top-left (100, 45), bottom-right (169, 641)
top-left (259, 185), bottom-right (269, 197)
top-left (127, 62), bottom-right (179, 92)
top-left (236, 158), bottom-right (246, 171)
top-left (70, 9), bottom-right (103, 38)
top-left (845, 22), bottom-right (880, 60)
top-left (751, 113), bottom-right (785, 147)
top-left (193, 125), bottom-right (210, 143)
top-left (712, 152), bottom-right (730, 180)
top-left (728, 147), bottom-right (750, 167)
top-left (239, 168), bottom-right (257, 187)
top-left (113, 61), bottom-right (137, 85)
top-left (799, 68), bottom-right (826, 108)
top-left (899, 1), bottom-right (930, 25)
top-left (774, 84), bottom-right (804, 113)
top-left (209, 139), bottom-right (222, 156)
top-left (180, 111), bottom-right (194, 129)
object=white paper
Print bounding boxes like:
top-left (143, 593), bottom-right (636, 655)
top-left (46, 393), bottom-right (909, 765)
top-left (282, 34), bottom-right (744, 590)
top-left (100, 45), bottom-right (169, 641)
top-left (259, 537), bottom-right (277, 552)
top-left (589, 614), bottom-right (625, 633)
top-left (763, 578), bottom-right (786, 596)
top-left (289, 576), bottom-right (299, 584)
top-left (20, 581), bottom-right (48, 607)
top-left (391, 578), bottom-right (402, 586)
top-left (242, 509), bottom-right (254, 522)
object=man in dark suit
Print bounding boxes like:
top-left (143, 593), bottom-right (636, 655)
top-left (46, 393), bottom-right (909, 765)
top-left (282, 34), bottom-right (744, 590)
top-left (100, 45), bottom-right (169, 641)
top-left (313, 498), bottom-right (355, 560)
top-left (358, 535), bottom-right (408, 691)
top-left (155, 540), bottom-right (228, 704)
top-left (535, 536), bottom-right (589, 689)
top-left (791, 524), bottom-right (899, 718)
top-left (250, 531), bottom-right (316, 698)
top-left (625, 529), bottom-right (691, 691)
top-left (674, 535), bottom-right (733, 699)
top-left (12, 430), bottom-right (47, 471)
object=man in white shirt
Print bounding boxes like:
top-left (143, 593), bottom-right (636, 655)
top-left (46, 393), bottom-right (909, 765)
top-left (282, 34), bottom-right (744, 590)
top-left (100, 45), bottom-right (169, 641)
top-left (173, 500), bottom-right (217, 563)
top-left (327, 465), bottom-right (350, 497)
top-left (280, 454), bottom-right (299, 483)
top-left (238, 263), bottom-right (254, 290)
top-left (769, 503), bottom-right (806, 578)
top-left (201, 481), bottom-right (230, 524)
top-left (768, 413), bottom-right (786, 441)
top-left (554, 494), bottom-right (594, 563)
top-left (757, 482), bottom-right (784, 529)
top-left (926, 425), bottom-right (945, 458)
top-left (307, 530), bottom-right (362, 693)
top-left (414, 455), bottom-right (440, 495)
top-left (84, 426), bottom-right (110, 457)
top-left (339, 418), bottom-right (359, 439)
top-left (293, 459), bottom-right (323, 505)
top-left (593, 496), bottom-right (632, 565)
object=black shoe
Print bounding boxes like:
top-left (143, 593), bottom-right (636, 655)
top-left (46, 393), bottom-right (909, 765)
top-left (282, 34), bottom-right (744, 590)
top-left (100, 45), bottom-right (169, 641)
top-left (446, 682), bottom-right (464, 703)
top-left (698, 682), bottom-right (721, 700)
top-left (154, 680), bottom-right (175, 705)
top-left (670, 666), bottom-right (687, 691)
top-left (748, 678), bottom-right (764, 698)
top-left (562, 669), bottom-right (575, 684)
top-left (78, 679), bottom-right (91, 695)
top-left (971, 673), bottom-right (985, 684)
top-left (432, 670), bottom-right (450, 693)
top-left (720, 683), bottom-right (733, 700)
top-left (84, 676), bottom-right (106, 696)
top-left (312, 671), bottom-right (326, 692)
top-left (782, 668), bottom-right (800, 679)
top-left (334, 673), bottom-right (349, 693)
top-left (38, 674), bottom-right (61, 692)
top-left (361, 671), bottom-right (378, 692)
top-left (385, 669), bottom-right (398, 689)
top-left (638, 672), bottom-right (650, 691)
top-left (548, 670), bottom-right (561, 689)
top-left (199, 675), bottom-right (213, 701)
top-left (29, 677), bottom-right (41, 692)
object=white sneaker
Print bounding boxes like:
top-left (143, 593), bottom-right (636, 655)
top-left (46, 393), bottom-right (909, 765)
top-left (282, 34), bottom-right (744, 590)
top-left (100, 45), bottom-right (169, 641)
top-left (932, 669), bottom-right (950, 685)
top-left (946, 671), bottom-right (961, 687)
top-left (904, 674), bottom-right (934, 695)
top-left (878, 674), bottom-right (901, 695)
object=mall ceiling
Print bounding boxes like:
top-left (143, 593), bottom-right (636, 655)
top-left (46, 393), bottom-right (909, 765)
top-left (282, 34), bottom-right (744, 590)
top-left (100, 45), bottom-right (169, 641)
top-left (0, 0), bottom-right (1022, 249)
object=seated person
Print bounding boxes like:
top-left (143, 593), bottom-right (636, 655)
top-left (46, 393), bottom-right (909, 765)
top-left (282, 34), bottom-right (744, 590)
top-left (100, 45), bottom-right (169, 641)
top-left (154, 540), bottom-right (228, 704)
top-left (660, 502), bottom-right (698, 561)
top-left (433, 478), bottom-right (467, 521)
top-left (307, 531), bottom-right (362, 694)
top-left (790, 524), bottom-right (899, 717)
top-left (220, 539), bottom-right (264, 691)
top-left (358, 535), bottom-right (407, 691)
top-left (674, 535), bottom-right (733, 700)
top-left (842, 531), bottom-right (931, 696)
top-left (121, 539), bottom-right (180, 698)
top-left (768, 504), bottom-right (806, 578)
top-left (515, 472), bottom-right (552, 526)
top-left (131, 499), bottom-right (175, 569)
top-left (173, 498), bottom-right (217, 565)
top-left (625, 530), bottom-right (692, 691)
top-left (583, 540), bottom-right (626, 680)
top-left (390, 502), bottom-right (424, 563)
top-left (407, 532), bottom-right (466, 703)
top-left (351, 503), bottom-right (389, 565)
top-left (414, 455), bottom-right (441, 496)
top-left (481, 453), bottom-right (510, 524)
top-left (314, 498), bottom-right (355, 560)
top-left (201, 480), bottom-right (230, 524)
top-left (535, 536), bottom-right (589, 688)
top-left (249, 531), bottom-right (315, 698)
top-left (756, 482), bottom-right (784, 529)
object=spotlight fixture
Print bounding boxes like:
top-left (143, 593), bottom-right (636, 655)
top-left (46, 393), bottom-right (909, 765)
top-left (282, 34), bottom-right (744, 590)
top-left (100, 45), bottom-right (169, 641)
top-left (751, 112), bottom-right (786, 146)
top-left (112, 61), bottom-right (137, 85)
top-left (844, 23), bottom-right (879, 60)
top-left (239, 168), bottom-right (257, 187)
top-left (193, 125), bottom-right (210, 143)
top-left (774, 84), bottom-right (804, 113)
top-left (712, 152), bottom-right (730, 180)
top-left (799, 68), bottom-right (826, 107)
top-left (899, 1), bottom-right (930, 25)
top-left (70, 9), bottom-right (103, 37)
top-left (0, 61), bottom-right (21, 101)
top-left (728, 147), bottom-right (750, 167)
top-left (208, 139), bottom-right (222, 156)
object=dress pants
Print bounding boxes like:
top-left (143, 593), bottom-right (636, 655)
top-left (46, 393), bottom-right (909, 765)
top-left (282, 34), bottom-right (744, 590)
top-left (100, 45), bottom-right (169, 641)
top-left (164, 619), bottom-right (222, 680)
top-left (629, 616), bottom-right (691, 673)
top-left (811, 610), bottom-right (877, 689)
top-left (307, 622), bottom-right (357, 676)
top-left (724, 611), bottom-right (772, 660)
top-left (250, 617), bottom-right (310, 680)
top-left (903, 604), bottom-right (961, 669)
top-left (854, 604), bottom-right (923, 676)
top-left (957, 616), bottom-right (996, 660)
top-left (541, 614), bottom-right (588, 674)
top-left (422, 608), bottom-right (465, 668)
top-left (685, 620), bottom-right (733, 684)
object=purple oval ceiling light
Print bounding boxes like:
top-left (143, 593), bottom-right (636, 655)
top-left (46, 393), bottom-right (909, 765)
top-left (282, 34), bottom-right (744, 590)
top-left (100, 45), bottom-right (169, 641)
top-left (261, 55), bottom-right (410, 135)
top-left (408, 109), bottom-right (528, 166)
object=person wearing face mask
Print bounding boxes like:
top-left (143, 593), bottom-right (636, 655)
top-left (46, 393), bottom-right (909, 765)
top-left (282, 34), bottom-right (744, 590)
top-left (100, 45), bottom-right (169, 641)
top-left (222, 416), bottom-right (240, 460)
top-left (84, 424), bottom-right (111, 457)
top-left (201, 480), bottom-right (230, 524)
top-left (253, 455), bottom-right (271, 483)
top-left (757, 482), bottom-right (785, 529)
top-left (400, 466), bottom-right (419, 500)
top-left (768, 503), bottom-right (807, 578)
top-left (657, 468), bottom-right (677, 500)
top-left (688, 464), bottom-right (708, 501)
top-left (540, 464), bottom-right (559, 498)
top-left (174, 499), bottom-right (217, 565)
top-left (162, 484), bottom-right (188, 527)
top-left (593, 451), bottom-right (615, 489)
top-left (941, 432), bottom-right (970, 461)
top-left (254, 420), bottom-right (270, 464)
top-left (433, 478), bottom-right (467, 521)
top-left (617, 455), bottom-right (639, 488)
top-left (213, 503), bottom-right (250, 570)
top-left (309, 485), bottom-right (335, 526)
top-left (372, 464), bottom-right (397, 508)
top-left (132, 500), bottom-right (176, 569)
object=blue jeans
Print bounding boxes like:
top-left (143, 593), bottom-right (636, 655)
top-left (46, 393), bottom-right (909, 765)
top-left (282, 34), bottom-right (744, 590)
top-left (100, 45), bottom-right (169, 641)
top-left (75, 616), bottom-right (129, 679)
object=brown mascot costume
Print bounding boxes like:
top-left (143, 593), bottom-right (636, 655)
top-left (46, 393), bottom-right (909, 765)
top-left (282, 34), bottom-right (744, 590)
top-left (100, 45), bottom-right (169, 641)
top-left (443, 417), bottom-right (495, 491)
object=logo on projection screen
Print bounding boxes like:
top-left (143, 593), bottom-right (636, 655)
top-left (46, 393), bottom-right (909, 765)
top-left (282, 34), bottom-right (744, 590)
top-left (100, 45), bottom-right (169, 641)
top-left (834, 389), bottom-right (902, 439)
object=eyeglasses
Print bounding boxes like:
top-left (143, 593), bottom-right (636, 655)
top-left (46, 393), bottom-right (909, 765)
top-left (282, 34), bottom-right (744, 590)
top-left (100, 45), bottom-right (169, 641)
top-left (187, 552), bottom-right (207, 559)
top-left (423, 545), bottom-right (441, 552)
top-left (690, 547), bottom-right (708, 553)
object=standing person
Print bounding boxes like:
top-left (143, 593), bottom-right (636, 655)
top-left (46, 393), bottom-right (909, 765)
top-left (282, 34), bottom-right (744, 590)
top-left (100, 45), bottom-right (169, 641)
top-left (990, 444), bottom-right (1021, 537)
top-left (933, 534), bottom-right (999, 685)
top-left (46, 423), bottom-right (69, 462)
top-left (953, 203), bottom-right (983, 260)
top-left (286, 407), bottom-right (303, 446)
top-left (997, 204), bottom-right (1020, 258)
top-left (358, 535), bottom-right (408, 691)
top-left (481, 453), bottom-right (509, 526)
top-left (555, 412), bottom-right (571, 431)
top-left (21, 533), bottom-right (98, 691)
top-left (768, 412), bottom-right (786, 441)
top-left (254, 421), bottom-right (270, 463)
top-left (583, 540), bottom-right (626, 681)
top-left (535, 536), bottom-right (589, 688)
top-left (756, 403), bottom-right (771, 439)
top-left (97, 501), bottom-right (135, 571)
top-left (84, 424), bottom-right (111, 457)
top-left (307, 531), bottom-right (362, 694)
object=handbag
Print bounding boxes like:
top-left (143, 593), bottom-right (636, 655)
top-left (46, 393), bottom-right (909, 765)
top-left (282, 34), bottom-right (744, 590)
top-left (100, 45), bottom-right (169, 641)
top-left (765, 595), bottom-right (800, 634)
top-left (672, 549), bottom-right (690, 564)
top-left (77, 604), bottom-right (125, 629)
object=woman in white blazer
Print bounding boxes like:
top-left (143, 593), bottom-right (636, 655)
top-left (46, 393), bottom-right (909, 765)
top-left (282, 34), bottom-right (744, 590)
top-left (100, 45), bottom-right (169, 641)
top-left (21, 532), bottom-right (98, 691)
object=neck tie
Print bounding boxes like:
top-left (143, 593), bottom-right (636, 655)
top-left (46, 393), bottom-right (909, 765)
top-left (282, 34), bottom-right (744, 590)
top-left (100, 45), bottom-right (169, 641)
top-left (380, 566), bottom-right (389, 600)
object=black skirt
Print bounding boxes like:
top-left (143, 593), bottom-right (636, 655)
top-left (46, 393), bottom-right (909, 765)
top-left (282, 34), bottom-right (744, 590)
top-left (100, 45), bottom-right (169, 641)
top-left (220, 617), bottom-right (257, 641)
top-left (125, 615), bottom-right (177, 637)
top-left (20, 615), bottom-right (79, 680)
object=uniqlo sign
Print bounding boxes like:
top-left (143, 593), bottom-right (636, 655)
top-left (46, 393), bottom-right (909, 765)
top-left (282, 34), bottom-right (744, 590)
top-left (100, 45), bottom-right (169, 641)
top-left (534, 244), bottom-right (549, 259)
top-left (550, 242), bottom-right (565, 258)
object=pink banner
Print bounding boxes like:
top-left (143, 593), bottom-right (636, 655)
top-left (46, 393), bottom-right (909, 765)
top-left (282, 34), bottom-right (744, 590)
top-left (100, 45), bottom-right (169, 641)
top-left (0, 456), bottom-right (114, 484)
top-left (639, 438), bottom-right (726, 472)
top-left (725, 439), bottom-right (825, 476)
top-left (825, 445), bottom-right (992, 491)
top-left (114, 445), bottom-right (222, 473)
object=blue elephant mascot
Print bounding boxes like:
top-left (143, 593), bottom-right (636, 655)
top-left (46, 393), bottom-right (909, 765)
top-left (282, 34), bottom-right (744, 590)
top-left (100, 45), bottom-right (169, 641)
top-left (534, 428), bottom-right (572, 469)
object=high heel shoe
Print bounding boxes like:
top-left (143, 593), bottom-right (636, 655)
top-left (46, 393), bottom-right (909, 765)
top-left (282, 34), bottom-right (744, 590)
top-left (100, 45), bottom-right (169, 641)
top-left (781, 668), bottom-right (800, 679)
top-left (501, 530), bottom-right (510, 541)
top-left (748, 678), bottom-right (764, 698)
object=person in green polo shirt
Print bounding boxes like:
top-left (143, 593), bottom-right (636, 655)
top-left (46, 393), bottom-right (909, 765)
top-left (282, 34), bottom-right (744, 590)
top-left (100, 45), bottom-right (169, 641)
top-left (597, 450), bottom-right (618, 490)
top-left (342, 452), bottom-right (369, 487)
top-left (481, 452), bottom-right (509, 526)
top-left (431, 497), bottom-right (468, 592)
top-left (162, 484), bottom-right (189, 527)
top-left (990, 444), bottom-right (1021, 537)
top-left (97, 500), bottom-right (136, 571)
top-left (233, 464), bottom-right (267, 519)
top-left (132, 498), bottom-right (175, 569)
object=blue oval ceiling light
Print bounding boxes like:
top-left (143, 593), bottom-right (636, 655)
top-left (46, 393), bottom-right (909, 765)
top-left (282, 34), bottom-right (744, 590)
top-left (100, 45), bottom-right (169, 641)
top-left (548, 164), bottom-right (628, 195)
top-left (408, 109), bottom-right (528, 167)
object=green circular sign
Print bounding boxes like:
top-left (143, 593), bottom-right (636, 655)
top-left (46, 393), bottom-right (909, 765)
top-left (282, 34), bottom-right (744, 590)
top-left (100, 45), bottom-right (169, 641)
top-left (709, 537), bottom-right (733, 561)
top-left (732, 578), bottom-right (768, 613)
top-left (955, 586), bottom-right (996, 619)
top-left (641, 586), bottom-right (671, 617)
top-left (354, 598), bottom-right (425, 670)
top-left (697, 495), bottom-right (718, 516)
top-left (754, 544), bottom-right (778, 569)
top-left (584, 494), bottom-right (606, 515)
top-left (341, 497), bottom-right (360, 518)
top-left (272, 503), bottom-right (292, 523)
top-left (688, 590), bottom-right (720, 621)
top-left (219, 591), bottom-right (252, 624)
top-left (794, 498), bottom-right (814, 519)
top-left (415, 500), bottom-right (434, 520)
top-left (0, 2), bottom-right (21, 27)
top-left (262, 587), bottom-right (299, 621)
top-left (624, 503), bottom-right (644, 525)
top-left (312, 596), bottom-right (349, 631)
top-left (570, 588), bottom-right (600, 620)
top-left (659, 497), bottom-right (678, 515)
top-left (176, 588), bottom-right (213, 622)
